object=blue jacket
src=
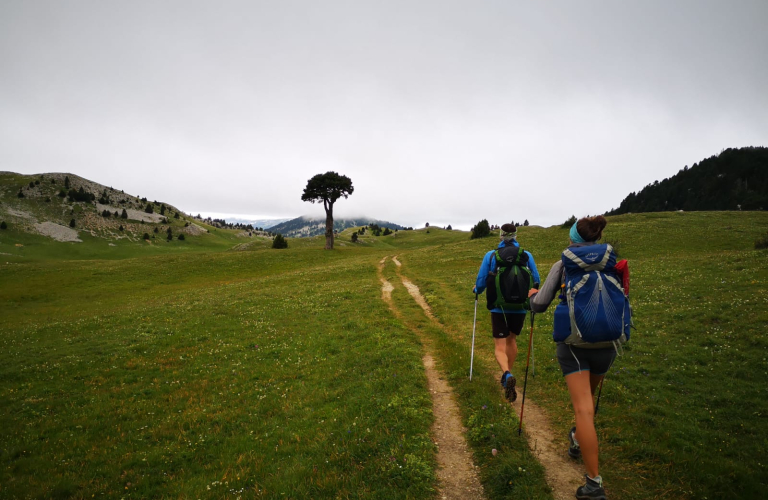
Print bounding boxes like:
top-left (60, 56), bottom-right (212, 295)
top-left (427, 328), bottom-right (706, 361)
top-left (474, 240), bottom-right (540, 314)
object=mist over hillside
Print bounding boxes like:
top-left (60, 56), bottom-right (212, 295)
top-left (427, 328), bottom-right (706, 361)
top-left (270, 216), bottom-right (407, 238)
top-left (212, 217), bottom-right (292, 229)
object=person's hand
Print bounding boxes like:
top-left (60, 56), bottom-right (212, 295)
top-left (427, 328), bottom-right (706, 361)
top-left (528, 288), bottom-right (539, 298)
top-left (472, 286), bottom-right (477, 294)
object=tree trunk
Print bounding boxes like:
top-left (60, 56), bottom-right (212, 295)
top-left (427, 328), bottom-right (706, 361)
top-left (324, 201), bottom-right (334, 250)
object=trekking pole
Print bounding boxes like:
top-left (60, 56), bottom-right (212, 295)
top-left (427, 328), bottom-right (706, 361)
top-left (469, 292), bottom-right (478, 381)
top-left (594, 378), bottom-right (605, 415)
top-left (531, 329), bottom-right (535, 377)
top-left (518, 312), bottom-right (535, 436)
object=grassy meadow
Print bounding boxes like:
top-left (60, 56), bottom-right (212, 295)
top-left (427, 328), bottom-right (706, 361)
top-left (1, 211), bottom-right (767, 499)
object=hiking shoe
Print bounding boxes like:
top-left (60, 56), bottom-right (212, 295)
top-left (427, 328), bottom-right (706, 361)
top-left (576, 474), bottom-right (607, 500)
top-left (568, 426), bottom-right (581, 459)
top-left (501, 372), bottom-right (517, 402)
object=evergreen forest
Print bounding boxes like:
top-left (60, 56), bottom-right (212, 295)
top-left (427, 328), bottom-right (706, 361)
top-left (607, 146), bottom-right (767, 215)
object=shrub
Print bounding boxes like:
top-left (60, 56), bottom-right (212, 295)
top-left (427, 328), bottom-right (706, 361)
top-left (69, 219), bottom-right (75, 228)
top-left (351, 232), bottom-right (358, 242)
top-left (29, 181), bottom-right (34, 188)
top-left (425, 222), bottom-right (430, 227)
top-left (154, 227), bottom-right (159, 233)
top-left (561, 215), bottom-right (577, 228)
top-left (446, 225), bottom-right (452, 230)
top-left (178, 234), bottom-right (185, 241)
top-left (118, 225), bottom-right (123, 231)
top-left (58, 189), bottom-right (66, 198)
top-left (0, 221), bottom-right (7, 230)
top-left (166, 233), bottom-right (172, 241)
top-left (470, 219), bottom-right (491, 239)
top-left (101, 210), bottom-right (111, 217)
top-left (756, 234), bottom-right (768, 250)
top-left (64, 176), bottom-right (70, 189)
top-left (17, 190), bottom-right (24, 198)
top-left (272, 234), bottom-right (288, 249)
top-left (174, 212), bottom-right (180, 219)
top-left (143, 233), bottom-right (150, 240)
top-left (145, 203), bottom-right (154, 214)
top-left (524, 219), bottom-right (529, 226)
top-left (68, 187), bottom-right (94, 203)
top-left (45, 197), bottom-right (51, 202)
top-left (121, 209), bottom-right (128, 219)
top-left (383, 227), bottom-right (392, 236)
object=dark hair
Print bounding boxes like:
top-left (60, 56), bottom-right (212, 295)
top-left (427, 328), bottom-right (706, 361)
top-left (576, 215), bottom-right (607, 242)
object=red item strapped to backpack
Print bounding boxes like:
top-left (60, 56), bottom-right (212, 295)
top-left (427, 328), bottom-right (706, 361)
top-left (614, 259), bottom-right (630, 296)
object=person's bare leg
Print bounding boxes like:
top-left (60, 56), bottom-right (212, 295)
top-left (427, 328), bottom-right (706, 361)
top-left (565, 371), bottom-right (599, 478)
top-left (505, 335), bottom-right (518, 372)
top-left (494, 337), bottom-right (511, 373)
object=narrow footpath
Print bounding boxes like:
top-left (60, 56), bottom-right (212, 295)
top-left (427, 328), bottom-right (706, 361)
top-left (378, 257), bottom-right (486, 500)
top-left (387, 256), bottom-right (585, 500)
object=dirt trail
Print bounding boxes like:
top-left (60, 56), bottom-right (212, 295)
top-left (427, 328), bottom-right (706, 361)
top-left (378, 257), bottom-right (485, 500)
top-left (389, 256), bottom-right (585, 500)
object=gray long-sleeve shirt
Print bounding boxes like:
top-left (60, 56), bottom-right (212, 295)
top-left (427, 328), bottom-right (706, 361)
top-left (529, 260), bottom-right (564, 314)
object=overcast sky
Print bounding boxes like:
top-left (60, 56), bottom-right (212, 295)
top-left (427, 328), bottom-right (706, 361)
top-left (2, 1), bottom-right (766, 229)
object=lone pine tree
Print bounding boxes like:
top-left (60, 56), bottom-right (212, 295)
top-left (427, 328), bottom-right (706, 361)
top-left (301, 171), bottom-right (354, 250)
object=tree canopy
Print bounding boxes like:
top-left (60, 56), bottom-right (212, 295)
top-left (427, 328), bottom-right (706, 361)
top-left (301, 172), bottom-right (354, 210)
top-left (470, 219), bottom-right (491, 239)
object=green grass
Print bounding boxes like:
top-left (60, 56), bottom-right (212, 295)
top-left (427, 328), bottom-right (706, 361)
top-left (397, 211), bottom-right (768, 499)
top-left (1, 210), bottom-right (767, 498)
top-left (1, 249), bottom-right (437, 498)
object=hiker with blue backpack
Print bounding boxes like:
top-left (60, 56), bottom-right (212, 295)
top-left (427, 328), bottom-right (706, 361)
top-left (528, 215), bottom-right (631, 500)
top-left (473, 223), bottom-right (540, 402)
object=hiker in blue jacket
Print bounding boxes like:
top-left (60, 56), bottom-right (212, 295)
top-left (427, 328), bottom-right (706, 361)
top-left (528, 215), bottom-right (621, 500)
top-left (473, 222), bottom-right (540, 402)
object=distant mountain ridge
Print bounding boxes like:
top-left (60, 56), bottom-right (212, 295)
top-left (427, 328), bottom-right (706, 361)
top-left (221, 217), bottom-right (292, 229)
top-left (607, 146), bottom-right (768, 215)
top-left (270, 216), bottom-right (407, 238)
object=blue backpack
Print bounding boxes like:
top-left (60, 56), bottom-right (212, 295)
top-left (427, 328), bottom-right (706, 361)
top-left (553, 244), bottom-right (631, 346)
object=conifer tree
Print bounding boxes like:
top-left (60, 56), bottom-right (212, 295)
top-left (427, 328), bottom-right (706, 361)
top-left (301, 172), bottom-right (353, 250)
top-left (272, 233), bottom-right (288, 249)
top-left (470, 219), bottom-right (491, 239)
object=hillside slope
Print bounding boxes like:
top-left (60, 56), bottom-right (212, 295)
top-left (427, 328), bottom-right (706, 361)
top-left (607, 146), bottom-right (768, 214)
top-left (0, 172), bottom-right (259, 259)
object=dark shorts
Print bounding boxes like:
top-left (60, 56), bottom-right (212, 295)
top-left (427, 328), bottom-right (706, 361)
top-left (490, 312), bottom-right (526, 339)
top-left (556, 344), bottom-right (617, 377)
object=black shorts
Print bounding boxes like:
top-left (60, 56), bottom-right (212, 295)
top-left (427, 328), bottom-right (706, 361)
top-left (490, 312), bottom-right (526, 339)
top-left (556, 344), bottom-right (617, 377)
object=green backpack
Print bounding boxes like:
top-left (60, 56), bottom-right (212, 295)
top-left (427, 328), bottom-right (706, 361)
top-left (485, 246), bottom-right (533, 311)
